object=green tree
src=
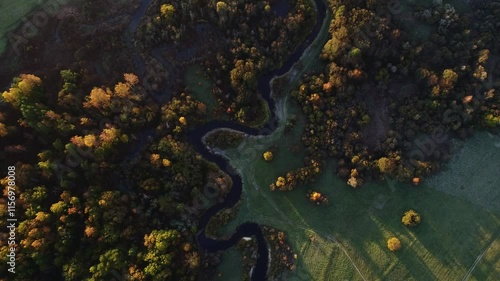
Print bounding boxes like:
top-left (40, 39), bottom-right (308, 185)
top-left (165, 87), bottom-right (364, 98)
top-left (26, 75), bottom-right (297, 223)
top-left (89, 249), bottom-right (126, 280)
top-left (143, 229), bottom-right (181, 279)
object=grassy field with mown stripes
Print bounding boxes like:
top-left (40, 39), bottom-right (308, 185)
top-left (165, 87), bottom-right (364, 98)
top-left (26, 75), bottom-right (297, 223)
top-left (212, 107), bottom-right (500, 280)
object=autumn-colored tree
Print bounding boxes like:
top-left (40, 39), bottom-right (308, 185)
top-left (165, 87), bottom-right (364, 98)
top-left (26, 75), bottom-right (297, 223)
top-left (84, 226), bottom-right (97, 238)
top-left (484, 113), bottom-right (500, 127)
top-left (440, 69), bottom-right (458, 91)
top-left (230, 59), bottom-right (257, 96)
top-left (83, 87), bottom-right (111, 109)
top-left (179, 116), bottom-right (187, 126)
top-left (402, 209), bottom-right (421, 227)
top-left (377, 157), bottom-right (395, 174)
top-left (1, 74), bottom-right (50, 132)
top-left (387, 237), bottom-right (401, 252)
top-left (83, 134), bottom-right (98, 147)
top-left (160, 4), bottom-right (175, 20)
top-left (0, 122), bottom-right (7, 137)
top-left (307, 190), bottom-right (329, 205)
top-left (99, 127), bottom-right (120, 144)
top-left (275, 177), bottom-right (286, 188)
top-left (150, 153), bottom-right (161, 167)
top-left (216, 1), bottom-right (228, 14)
top-left (124, 73), bottom-right (139, 86)
top-left (263, 151), bottom-right (273, 161)
top-left (347, 176), bottom-right (359, 188)
top-left (2, 74), bottom-right (42, 107)
top-left (114, 82), bottom-right (131, 98)
top-left (162, 159), bottom-right (171, 167)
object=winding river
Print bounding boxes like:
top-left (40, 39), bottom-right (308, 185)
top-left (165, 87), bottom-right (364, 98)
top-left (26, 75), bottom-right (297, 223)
top-left (127, 0), bottom-right (327, 280)
top-left (189, 1), bottom-right (327, 280)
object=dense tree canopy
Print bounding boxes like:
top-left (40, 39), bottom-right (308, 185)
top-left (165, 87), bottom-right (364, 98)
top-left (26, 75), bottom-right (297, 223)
top-left (0, 70), bottom-right (219, 280)
top-left (273, 0), bottom-right (500, 190)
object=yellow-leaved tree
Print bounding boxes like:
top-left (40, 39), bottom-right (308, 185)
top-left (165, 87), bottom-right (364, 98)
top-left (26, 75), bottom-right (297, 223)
top-left (83, 87), bottom-right (112, 109)
top-left (387, 237), bottom-right (401, 252)
top-left (402, 209), bottom-right (421, 227)
top-left (263, 151), bottom-right (273, 161)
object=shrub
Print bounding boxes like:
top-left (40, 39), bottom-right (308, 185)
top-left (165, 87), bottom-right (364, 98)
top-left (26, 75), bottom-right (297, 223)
top-left (387, 237), bottom-right (401, 252)
top-left (306, 190), bottom-right (329, 205)
top-left (402, 209), bottom-right (421, 227)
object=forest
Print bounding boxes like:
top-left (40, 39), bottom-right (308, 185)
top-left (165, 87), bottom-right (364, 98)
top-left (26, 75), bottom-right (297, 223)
top-left (0, 0), bottom-right (499, 280)
top-left (0, 0), bottom-right (313, 280)
top-left (270, 0), bottom-right (500, 191)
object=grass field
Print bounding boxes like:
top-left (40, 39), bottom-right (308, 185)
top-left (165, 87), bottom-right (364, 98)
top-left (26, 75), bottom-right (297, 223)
top-left (216, 248), bottom-right (245, 281)
top-left (426, 132), bottom-right (500, 214)
top-left (184, 64), bottom-right (218, 118)
top-left (468, 234), bottom-right (500, 281)
top-left (214, 101), bottom-right (500, 280)
top-left (0, 0), bottom-right (43, 54)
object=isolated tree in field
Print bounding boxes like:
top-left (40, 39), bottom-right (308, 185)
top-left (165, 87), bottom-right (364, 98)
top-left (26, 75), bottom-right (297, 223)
top-left (263, 151), bottom-right (273, 161)
top-left (402, 209), bottom-right (421, 226)
top-left (307, 190), bottom-right (329, 205)
top-left (387, 237), bottom-right (401, 252)
top-left (276, 177), bottom-right (286, 188)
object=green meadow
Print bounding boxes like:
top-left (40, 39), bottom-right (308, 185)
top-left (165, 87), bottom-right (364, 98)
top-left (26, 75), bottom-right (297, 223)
top-left (213, 99), bottom-right (500, 280)
top-left (184, 64), bottom-right (218, 118)
top-left (0, 0), bottom-right (44, 54)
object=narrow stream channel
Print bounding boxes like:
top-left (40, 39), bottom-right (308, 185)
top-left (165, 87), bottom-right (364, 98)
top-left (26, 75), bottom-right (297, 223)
top-left (126, 0), bottom-right (327, 279)
top-left (189, 1), bottom-right (327, 279)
